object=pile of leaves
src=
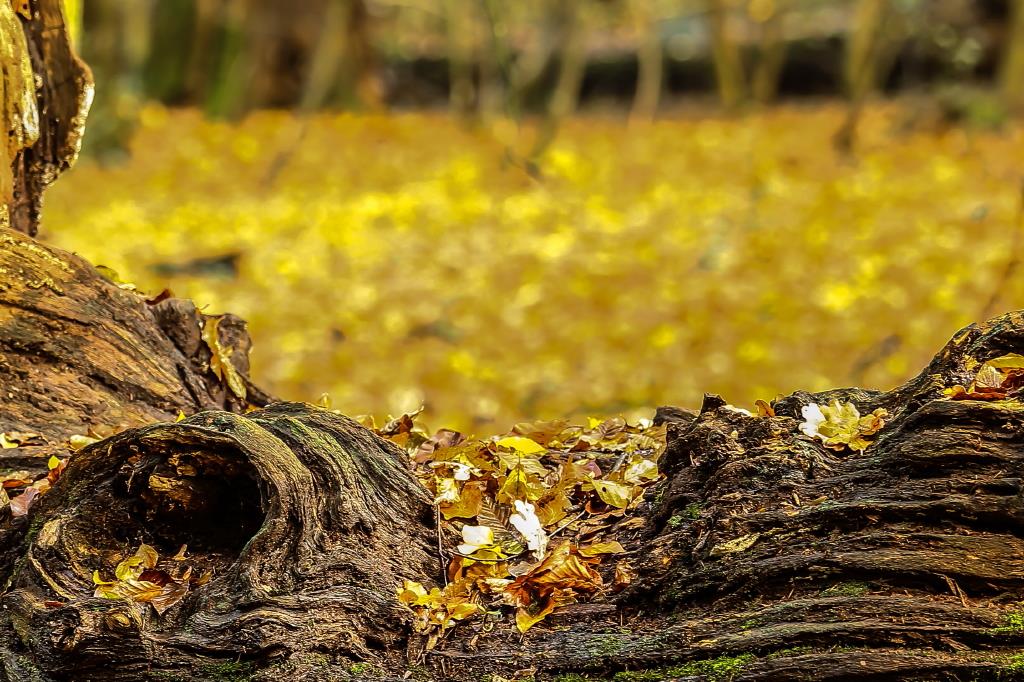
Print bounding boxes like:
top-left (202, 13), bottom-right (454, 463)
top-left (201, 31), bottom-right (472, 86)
top-left (944, 353), bottom-right (1024, 401)
top-left (371, 411), bottom-right (663, 645)
top-left (1, 431), bottom-right (73, 517)
top-left (92, 543), bottom-right (211, 614)
top-left (799, 400), bottom-right (888, 452)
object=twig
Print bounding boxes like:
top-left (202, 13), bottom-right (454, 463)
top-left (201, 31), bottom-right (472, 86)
top-left (550, 510), bottom-right (587, 539)
top-left (436, 507), bottom-right (447, 586)
top-left (609, 450), bottom-right (629, 474)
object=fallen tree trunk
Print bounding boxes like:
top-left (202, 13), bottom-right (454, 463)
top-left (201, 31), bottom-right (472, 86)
top-left (4, 231), bottom-right (1024, 681)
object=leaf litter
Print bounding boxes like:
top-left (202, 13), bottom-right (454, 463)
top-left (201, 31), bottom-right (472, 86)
top-left (383, 411), bottom-right (666, 642)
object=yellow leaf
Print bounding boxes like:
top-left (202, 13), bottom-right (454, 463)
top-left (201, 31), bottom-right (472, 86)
top-left (0, 433), bottom-right (16, 449)
top-left (92, 570), bottom-right (115, 586)
top-left (534, 489), bottom-right (571, 527)
top-left (515, 599), bottom-right (556, 633)
top-left (433, 477), bottom-right (460, 505)
top-left (494, 449), bottom-right (548, 476)
top-left (709, 532), bottom-right (761, 557)
top-left (397, 580), bottom-right (435, 606)
top-left (623, 456), bottom-right (659, 484)
top-left (498, 465), bottom-right (546, 504)
top-left (578, 541), bottom-right (626, 557)
top-left (95, 579), bottom-right (164, 603)
top-left (590, 478), bottom-right (635, 509)
top-left (202, 316), bottom-right (247, 401)
top-left (69, 434), bottom-right (98, 450)
top-left (46, 455), bottom-right (60, 470)
top-left (114, 544), bottom-right (159, 581)
top-left (445, 602), bottom-right (479, 622)
top-left (983, 353), bottom-right (1024, 370)
top-left (495, 436), bottom-right (545, 455)
top-left (439, 480), bottom-right (484, 520)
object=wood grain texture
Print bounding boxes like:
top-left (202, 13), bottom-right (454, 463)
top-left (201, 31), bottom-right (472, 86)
top-left (0, 228), bottom-right (268, 447)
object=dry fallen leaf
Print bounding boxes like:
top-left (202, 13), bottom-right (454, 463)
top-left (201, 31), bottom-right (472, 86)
top-left (9, 487), bottom-right (39, 517)
top-left (202, 316), bottom-right (247, 401)
top-left (799, 400), bottom-right (887, 452)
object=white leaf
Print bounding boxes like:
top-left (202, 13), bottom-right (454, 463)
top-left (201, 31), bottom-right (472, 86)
top-left (508, 500), bottom-right (548, 560)
top-left (457, 525), bottom-right (494, 555)
top-left (799, 403), bottom-right (826, 438)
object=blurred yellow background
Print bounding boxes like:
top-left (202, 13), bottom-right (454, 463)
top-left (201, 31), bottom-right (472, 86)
top-left (42, 101), bottom-right (1024, 431)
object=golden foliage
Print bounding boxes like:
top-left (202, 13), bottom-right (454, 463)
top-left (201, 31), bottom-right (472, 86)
top-left (44, 104), bottom-right (1024, 431)
top-left (799, 400), bottom-right (887, 452)
top-left (383, 411), bottom-right (661, 636)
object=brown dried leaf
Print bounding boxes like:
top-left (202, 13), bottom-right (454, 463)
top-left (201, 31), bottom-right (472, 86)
top-left (202, 316), bottom-right (247, 401)
top-left (9, 487), bottom-right (39, 517)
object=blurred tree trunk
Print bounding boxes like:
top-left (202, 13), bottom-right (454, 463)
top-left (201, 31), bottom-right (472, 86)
top-left (203, 0), bottom-right (250, 118)
top-left (80, 0), bottom-right (149, 161)
top-left (143, 0), bottom-right (198, 104)
top-left (302, 0), bottom-right (352, 110)
top-left (835, 0), bottom-right (899, 153)
top-left (339, 0), bottom-right (381, 109)
top-left (531, 0), bottom-right (587, 159)
top-left (707, 0), bottom-right (747, 111)
top-left (1002, 0), bottom-right (1024, 114)
top-left (444, 0), bottom-right (478, 119)
top-left (751, 1), bottom-right (788, 105)
top-left (185, 0), bottom-right (222, 102)
top-left (0, 0), bottom-right (92, 235)
top-left (630, 0), bottom-right (663, 122)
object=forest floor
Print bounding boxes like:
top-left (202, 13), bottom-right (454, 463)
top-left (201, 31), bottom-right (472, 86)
top-left (41, 101), bottom-right (1024, 433)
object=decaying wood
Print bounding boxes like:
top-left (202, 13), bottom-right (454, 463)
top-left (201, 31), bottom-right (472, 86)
top-left (1, 403), bottom-right (439, 681)
top-left (0, 227), bottom-right (270, 474)
top-left (6, 224), bottom-right (1024, 681)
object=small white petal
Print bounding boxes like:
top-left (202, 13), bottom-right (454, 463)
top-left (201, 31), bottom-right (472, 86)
top-left (451, 462), bottom-right (473, 481)
top-left (799, 403), bottom-right (826, 438)
top-left (509, 500), bottom-right (548, 560)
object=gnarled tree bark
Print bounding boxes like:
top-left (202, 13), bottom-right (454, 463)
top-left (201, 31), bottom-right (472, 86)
top-left (5, 225), bottom-right (1024, 681)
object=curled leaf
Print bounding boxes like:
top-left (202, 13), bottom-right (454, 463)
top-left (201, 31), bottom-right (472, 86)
top-left (202, 316), bottom-right (247, 401)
